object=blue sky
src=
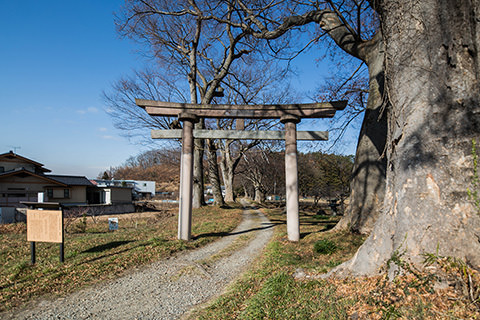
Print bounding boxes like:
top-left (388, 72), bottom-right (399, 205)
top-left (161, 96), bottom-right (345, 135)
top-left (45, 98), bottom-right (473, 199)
top-left (0, 1), bottom-right (358, 178)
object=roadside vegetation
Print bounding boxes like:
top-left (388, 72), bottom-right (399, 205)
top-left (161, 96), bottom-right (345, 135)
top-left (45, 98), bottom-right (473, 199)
top-left (189, 203), bottom-right (480, 319)
top-left (0, 204), bottom-right (242, 312)
top-left (3, 201), bottom-right (479, 318)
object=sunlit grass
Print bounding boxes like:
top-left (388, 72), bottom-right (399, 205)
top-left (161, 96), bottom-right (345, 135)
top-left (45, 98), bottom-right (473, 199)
top-left (189, 203), bottom-right (480, 319)
top-left (189, 204), bottom-right (365, 319)
top-left (0, 204), bottom-right (242, 312)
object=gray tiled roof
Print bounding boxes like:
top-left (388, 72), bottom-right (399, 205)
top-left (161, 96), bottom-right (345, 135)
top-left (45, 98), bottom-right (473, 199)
top-left (46, 175), bottom-right (94, 186)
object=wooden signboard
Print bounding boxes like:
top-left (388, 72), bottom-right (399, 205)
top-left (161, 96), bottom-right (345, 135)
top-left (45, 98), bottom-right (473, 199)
top-left (27, 209), bottom-right (63, 243)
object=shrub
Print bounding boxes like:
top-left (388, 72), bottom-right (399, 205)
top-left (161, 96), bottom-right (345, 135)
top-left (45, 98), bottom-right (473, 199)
top-left (314, 239), bottom-right (338, 255)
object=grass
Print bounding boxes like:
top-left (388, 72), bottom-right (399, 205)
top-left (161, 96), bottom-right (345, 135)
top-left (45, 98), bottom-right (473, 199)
top-left (188, 203), bottom-right (480, 319)
top-left (0, 204), bottom-right (242, 312)
top-left (188, 204), bottom-right (365, 319)
top-left (4, 201), bottom-right (479, 318)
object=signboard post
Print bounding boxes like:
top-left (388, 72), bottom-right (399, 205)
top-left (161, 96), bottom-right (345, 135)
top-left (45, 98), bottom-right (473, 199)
top-left (27, 209), bottom-right (64, 264)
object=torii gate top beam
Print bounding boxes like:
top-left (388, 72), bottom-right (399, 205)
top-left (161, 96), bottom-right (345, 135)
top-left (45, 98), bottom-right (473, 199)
top-left (136, 99), bottom-right (347, 119)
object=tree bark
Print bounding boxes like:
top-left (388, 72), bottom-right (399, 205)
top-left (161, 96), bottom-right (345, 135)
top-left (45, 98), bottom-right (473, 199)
top-left (207, 139), bottom-right (225, 206)
top-left (335, 32), bottom-right (388, 234)
top-left (254, 186), bottom-right (265, 203)
top-left (242, 183), bottom-right (251, 200)
top-left (334, 0), bottom-right (480, 276)
top-left (192, 121), bottom-right (206, 208)
top-left (219, 143), bottom-right (236, 202)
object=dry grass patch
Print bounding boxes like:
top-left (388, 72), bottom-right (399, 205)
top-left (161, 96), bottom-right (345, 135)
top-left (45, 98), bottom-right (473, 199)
top-left (189, 203), bottom-right (480, 319)
top-left (0, 204), bottom-right (242, 312)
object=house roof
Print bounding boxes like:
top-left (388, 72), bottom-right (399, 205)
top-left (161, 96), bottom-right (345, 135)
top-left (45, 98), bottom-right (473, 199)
top-left (46, 175), bottom-right (95, 186)
top-left (0, 151), bottom-right (51, 173)
top-left (0, 169), bottom-right (67, 186)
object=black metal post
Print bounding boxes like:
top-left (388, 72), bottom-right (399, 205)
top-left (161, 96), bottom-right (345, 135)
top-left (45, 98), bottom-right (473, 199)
top-left (59, 243), bottom-right (64, 263)
top-left (60, 209), bottom-right (65, 263)
top-left (30, 242), bottom-right (36, 265)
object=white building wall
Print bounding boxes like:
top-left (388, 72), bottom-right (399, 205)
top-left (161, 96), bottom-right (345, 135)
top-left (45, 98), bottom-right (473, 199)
top-left (134, 181), bottom-right (155, 196)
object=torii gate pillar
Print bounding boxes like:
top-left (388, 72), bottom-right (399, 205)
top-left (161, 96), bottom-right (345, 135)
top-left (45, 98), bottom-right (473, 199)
top-left (281, 115), bottom-right (300, 242)
top-left (136, 98), bottom-right (347, 242)
top-left (178, 112), bottom-right (198, 240)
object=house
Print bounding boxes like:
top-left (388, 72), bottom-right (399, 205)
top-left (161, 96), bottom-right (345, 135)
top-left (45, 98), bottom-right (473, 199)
top-left (0, 151), bottom-right (133, 208)
top-left (44, 175), bottom-right (95, 205)
top-left (0, 151), bottom-right (137, 223)
top-left (0, 151), bottom-right (99, 207)
top-left (94, 179), bottom-right (155, 200)
top-left (0, 151), bottom-right (56, 206)
top-left (89, 180), bottom-right (133, 205)
top-left (132, 180), bottom-right (155, 199)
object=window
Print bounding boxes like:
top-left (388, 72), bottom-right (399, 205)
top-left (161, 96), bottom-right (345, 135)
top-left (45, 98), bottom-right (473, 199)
top-left (46, 188), bottom-right (53, 198)
top-left (64, 189), bottom-right (70, 199)
top-left (7, 193), bottom-right (26, 197)
top-left (0, 166), bottom-right (4, 173)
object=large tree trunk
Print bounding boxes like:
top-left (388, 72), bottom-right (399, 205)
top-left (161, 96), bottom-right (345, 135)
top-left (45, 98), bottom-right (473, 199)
top-left (207, 139), bottom-right (225, 206)
top-left (220, 151), bottom-right (235, 203)
top-left (193, 121), bottom-right (206, 208)
top-left (254, 185), bottom-right (265, 203)
top-left (219, 139), bottom-right (243, 203)
top-left (335, 33), bottom-right (388, 234)
top-left (335, 0), bottom-right (480, 276)
top-left (242, 182), bottom-right (251, 200)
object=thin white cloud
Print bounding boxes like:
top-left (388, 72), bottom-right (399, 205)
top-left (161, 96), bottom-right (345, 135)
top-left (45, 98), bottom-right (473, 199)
top-left (76, 107), bottom-right (99, 115)
top-left (98, 127), bottom-right (108, 132)
top-left (102, 135), bottom-right (115, 140)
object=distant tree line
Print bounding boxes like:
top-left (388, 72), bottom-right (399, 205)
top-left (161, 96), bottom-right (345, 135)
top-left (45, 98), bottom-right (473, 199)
top-left (101, 147), bottom-right (353, 206)
top-left (298, 153), bottom-right (354, 205)
top-left (233, 148), bottom-right (353, 205)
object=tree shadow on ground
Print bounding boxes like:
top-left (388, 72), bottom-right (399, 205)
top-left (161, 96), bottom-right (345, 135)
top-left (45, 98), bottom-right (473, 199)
top-left (192, 222), bottom-right (277, 240)
top-left (298, 211), bottom-right (340, 238)
top-left (300, 223), bottom-right (337, 239)
top-left (82, 240), bottom-right (133, 253)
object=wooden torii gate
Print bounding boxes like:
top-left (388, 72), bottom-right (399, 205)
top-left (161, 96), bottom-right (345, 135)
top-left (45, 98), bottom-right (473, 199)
top-left (136, 99), bottom-right (347, 242)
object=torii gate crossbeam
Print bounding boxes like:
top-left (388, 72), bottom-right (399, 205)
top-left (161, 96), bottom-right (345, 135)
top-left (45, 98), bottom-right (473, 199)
top-left (136, 99), bottom-right (347, 242)
top-left (150, 129), bottom-right (328, 140)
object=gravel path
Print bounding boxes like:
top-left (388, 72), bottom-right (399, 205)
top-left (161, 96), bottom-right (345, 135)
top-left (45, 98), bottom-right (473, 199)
top-left (3, 201), bottom-right (273, 320)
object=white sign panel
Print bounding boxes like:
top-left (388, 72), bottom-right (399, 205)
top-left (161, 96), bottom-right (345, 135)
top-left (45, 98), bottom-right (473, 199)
top-left (108, 218), bottom-right (119, 231)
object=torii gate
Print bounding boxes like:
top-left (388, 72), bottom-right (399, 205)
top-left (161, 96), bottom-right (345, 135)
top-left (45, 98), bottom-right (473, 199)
top-left (136, 99), bottom-right (346, 242)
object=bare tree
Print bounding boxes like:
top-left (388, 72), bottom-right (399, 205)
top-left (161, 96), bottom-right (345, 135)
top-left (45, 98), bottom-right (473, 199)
top-left (193, 0), bottom-right (386, 233)
top-left (103, 69), bottom-right (179, 144)
top-left (237, 148), bottom-right (285, 203)
top-left (298, 152), bottom-right (353, 208)
top-left (219, 0), bottom-right (480, 276)
top-left (211, 61), bottom-right (296, 203)
top-left (111, 1), bottom-right (384, 228)
top-left (113, 0), bottom-right (296, 208)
